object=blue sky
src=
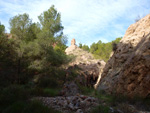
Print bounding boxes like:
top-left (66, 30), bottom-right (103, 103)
top-left (0, 0), bottom-right (150, 46)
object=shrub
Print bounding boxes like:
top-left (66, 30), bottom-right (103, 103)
top-left (91, 105), bottom-right (110, 113)
top-left (43, 88), bottom-right (59, 97)
top-left (79, 85), bottom-right (95, 96)
top-left (38, 76), bottom-right (59, 88)
top-left (2, 100), bottom-right (61, 113)
top-left (22, 100), bottom-right (58, 113)
top-left (29, 87), bottom-right (60, 97)
top-left (2, 101), bottom-right (26, 113)
top-left (0, 85), bottom-right (29, 112)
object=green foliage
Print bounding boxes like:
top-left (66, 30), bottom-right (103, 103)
top-left (0, 24), bottom-right (19, 86)
top-left (25, 23), bottom-right (41, 42)
top-left (38, 5), bottom-right (67, 53)
top-left (78, 84), bottom-right (95, 96)
top-left (38, 76), bottom-right (59, 88)
top-left (3, 101), bottom-right (27, 113)
top-left (29, 87), bottom-right (60, 97)
top-left (79, 43), bottom-right (82, 48)
top-left (2, 100), bottom-right (61, 113)
top-left (38, 5), bottom-right (63, 38)
top-left (43, 88), bottom-right (60, 97)
top-left (90, 42), bottom-right (98, 53)
top-left (90, 37), bottom-right (122, 61)
top-left (0, 10), bottom-right (69, 113)
top-left (0, 85), bottom-right (29, 113)
top-left (0, 85), bottom-right (61, 113)
top-left (82, 44), bottom-right (90, 52)
top-left (9, 13), bottom-right (32, 41)
top-left (0, 34), bottom-right (16, 64)
top-left (78, 37), bottom-right (121, 61)
top-left (78, 43), bottom-right (90, 52)
top-left (22, 100), bottom-right (61, 113)
top-left (0, 5), bottom-right (68, 86)
top-left (0, 22), bottom-right (5, 35)
top-left (112, 37), bottom-right (122, 43)
top-left (91, 105), bottom-right (110, 113)
top-left (26, 38), bottom-right (68, 72)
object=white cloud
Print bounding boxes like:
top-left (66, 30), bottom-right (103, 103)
top-left (0, 0), bottom-right (150, 46)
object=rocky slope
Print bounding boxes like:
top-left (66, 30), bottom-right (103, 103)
top-left (34, 95), bottom-right (99, 113)
top-left (33, 39), bottom-right (106, 113)
top-left (33, 21), bottom-right (150, 112)
top-left (65, 39), bottom-right (106, 87)
top-left (97, 14), bottom-right (150, 97)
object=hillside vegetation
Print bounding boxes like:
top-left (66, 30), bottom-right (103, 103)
top-left (1, 4), bottom-right (148, 113)
top-left (0, 5), bottom-right (68, 113)
top-left (79, 37), bottom-right (122, 61)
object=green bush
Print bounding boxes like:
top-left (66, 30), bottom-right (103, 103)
top-left (29, 87), bottom-right (60, 97)
top-left (36, 68), bottom-right (66, 89)
top-left (91, 105), bottom-right (110, 113)
top-left (22, 100), bottom-right (58, 113)
top-left (90, 37), bottom-right (122, 61)
top-left (0, 85), bottom-right (29, 113)
top-left (38, 76), bottom-right (59, 88)
top-left (79, 86), bottom-right (95, 96)
top-left (0, 85), bottom-right (61, 113)
top-left (29, 87), bottom-right (45, 96)
top-left (2, 101), bottom-right (26, 113)
top-left (43, 88), bottom-right (59, 97)
top-left (2, 100), bottom-right (61, 113)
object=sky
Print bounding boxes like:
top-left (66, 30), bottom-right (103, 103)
top-left (0, 0), bottom-right (150, 46)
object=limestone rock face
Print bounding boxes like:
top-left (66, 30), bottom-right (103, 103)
top-left (97, 14), bottom-right (150, 97)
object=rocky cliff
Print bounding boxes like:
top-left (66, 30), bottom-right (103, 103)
top-left (97, 14), bottom-right (150, 97)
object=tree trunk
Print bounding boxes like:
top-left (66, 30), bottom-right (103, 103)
top-left (17, 58), bottom-right (21, 84)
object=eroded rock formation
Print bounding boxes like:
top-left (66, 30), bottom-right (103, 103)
top-left (71, 38), bottom-right (76, 45)
top-left (97, 14), bottom-right (150, 97)
top-left (65, 38), bottom-right (78, 54)
top-left (65, 39), bottom-right (106, 87)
